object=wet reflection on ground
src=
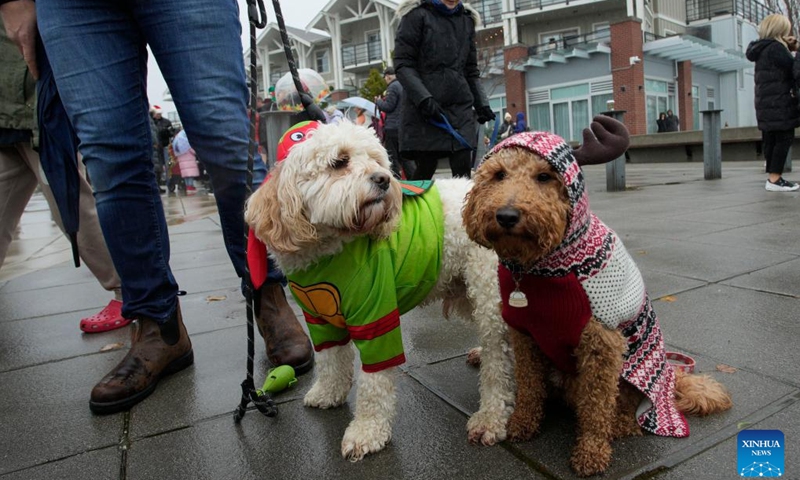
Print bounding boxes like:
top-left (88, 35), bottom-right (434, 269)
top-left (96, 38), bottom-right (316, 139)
top-left (0, 190), bottom-right (220, 283)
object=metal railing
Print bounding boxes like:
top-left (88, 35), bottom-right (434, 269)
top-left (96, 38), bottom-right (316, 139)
top-left (686, 0), bottom-right (774, 25)
top-left (473, 0), bottom-right (503, 24)
top-left (526, 28), bottom-right (611, 56)
top-left (515, 0), bottom-right (606, 12)
top-left (341, 40), bottom-right (382, 68)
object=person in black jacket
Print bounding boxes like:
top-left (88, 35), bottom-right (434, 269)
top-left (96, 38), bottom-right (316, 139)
top-left (394, 0), bottom-right (495, 180)
top-left (375, 67), bottom-right (416, 179)
top-left (664, 109), bottom-right (679, 132)
top-left (657, 112), bottom-right (667, 133)
top-left (746, 13), bottom-right (800, 191)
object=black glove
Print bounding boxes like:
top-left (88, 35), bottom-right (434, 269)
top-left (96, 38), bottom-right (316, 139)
top-left (476, 106), bottom-right (496, 124)
top-left (419, 97), bottom-right (445, 121)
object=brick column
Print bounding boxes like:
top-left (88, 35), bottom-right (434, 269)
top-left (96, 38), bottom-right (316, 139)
top-left (503, 44), bottom-right (529, 117)
top-left (610, 19), bottom-right (646, 134)
top-left (677, 61), bottom-right (693, 131)
top-left (329, 89), bottom-right (351, 103)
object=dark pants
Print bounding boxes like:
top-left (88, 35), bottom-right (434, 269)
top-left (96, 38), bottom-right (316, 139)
top-left (383, 129), bottom-right (416, 179)
top-left (763, 129), bottom-right (795, 175)
top-left (404, 149), bottom-right (472, 180)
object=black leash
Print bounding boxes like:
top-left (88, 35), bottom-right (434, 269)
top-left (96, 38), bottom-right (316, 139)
top-left (234, 0), bottom-right (277, 422)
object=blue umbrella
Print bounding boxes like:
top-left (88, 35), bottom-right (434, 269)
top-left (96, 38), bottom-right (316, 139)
top-left (36, 38), bottom-right (81, 267)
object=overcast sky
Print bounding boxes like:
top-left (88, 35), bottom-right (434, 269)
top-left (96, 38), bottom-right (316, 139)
top-left (147, 0), bottom-right (328, 111)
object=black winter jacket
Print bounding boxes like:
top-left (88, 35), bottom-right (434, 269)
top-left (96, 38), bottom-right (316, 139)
top-left (746, 39), bottom-right (800, 131)
top-left (393, 0), bottom-right (488, 152)
top-left (375, 79), bottom-right (403, 131)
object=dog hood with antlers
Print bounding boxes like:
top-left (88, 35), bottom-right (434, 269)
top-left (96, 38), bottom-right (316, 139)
top-left (486, 117), bottom-right (690, 438)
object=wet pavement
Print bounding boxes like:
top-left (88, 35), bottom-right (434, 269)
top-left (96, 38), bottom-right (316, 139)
top-left (1, 163), bottom-right (799, 480)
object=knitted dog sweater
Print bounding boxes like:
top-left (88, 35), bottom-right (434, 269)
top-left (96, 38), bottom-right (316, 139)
top-left (487, 131), bottom-right (689, 438)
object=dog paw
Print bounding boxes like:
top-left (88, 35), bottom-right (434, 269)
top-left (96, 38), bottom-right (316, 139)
top-left (571, 439), bottom-right (612, 477)
top-left (466, 347), bottom-right (482, 367)
top-left (341, 419), bottom-right (392, 462)
top-left (611, 419), bottom-right (643, 440)
top-left (304, 382), bottom-right (350, 409)
top-left (467, 410), bottom-right (507, 446)
top-left (506, 412), bottom-right (539, 442)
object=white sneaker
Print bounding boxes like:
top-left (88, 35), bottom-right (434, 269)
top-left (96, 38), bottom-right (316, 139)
top-left (765, 177), bottom-right (800, 192)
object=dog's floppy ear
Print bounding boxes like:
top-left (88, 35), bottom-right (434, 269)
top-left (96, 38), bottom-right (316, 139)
top-left (245, 163), bottom-right (317, 254)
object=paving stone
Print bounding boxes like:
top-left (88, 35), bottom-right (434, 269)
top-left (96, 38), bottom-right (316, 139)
top-left (127, 375), bottom-right (545, 480)
top-left (0, 447), bottom-right (120, 480)
top-left (407, 353), bottom-right (795, 479)
top-left (655, 284), bottom-right (800, 388)
top-left (0, 355), bottom-right (124, 475)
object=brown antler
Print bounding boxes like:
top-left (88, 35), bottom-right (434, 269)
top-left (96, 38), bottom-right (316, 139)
top-left (572, 115), bottom-right (630, 166)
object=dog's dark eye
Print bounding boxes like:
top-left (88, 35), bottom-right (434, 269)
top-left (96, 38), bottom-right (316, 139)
top-left (537, 173), bottom-right (553, 183)
top-left (494, 170), bottom-right (506, 181)
top-left (332, 155), bottom-right (349, 169)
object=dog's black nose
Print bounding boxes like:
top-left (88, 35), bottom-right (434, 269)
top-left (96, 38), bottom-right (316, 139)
top-left (370, 172), bottom-right (390, 191)
top-left (496, 207), bottom-right (520, 229)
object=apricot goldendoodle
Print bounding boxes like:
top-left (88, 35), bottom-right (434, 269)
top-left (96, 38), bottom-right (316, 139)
top-left (462, 116), bottom-right (732, 477)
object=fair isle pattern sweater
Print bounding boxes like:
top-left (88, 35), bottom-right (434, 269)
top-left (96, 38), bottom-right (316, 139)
top-left (487, 131), bottom-right (689, 438)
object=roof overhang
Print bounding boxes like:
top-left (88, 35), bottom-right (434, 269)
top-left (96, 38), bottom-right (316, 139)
top-left (643, 35), bottom-right (750, 73)
top-left (308, 0), bottom-right (398, 31)
top-left (508, 43), bottom-right (610, 71)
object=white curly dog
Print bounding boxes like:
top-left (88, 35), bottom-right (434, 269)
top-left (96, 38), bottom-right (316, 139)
top-left (245, 121), bottom-right (513, 462)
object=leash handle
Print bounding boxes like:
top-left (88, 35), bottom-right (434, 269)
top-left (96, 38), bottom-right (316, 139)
top-left (429, 113), bottom-right (475, 151)
top-left (246, 0), bottom-right (267, 28)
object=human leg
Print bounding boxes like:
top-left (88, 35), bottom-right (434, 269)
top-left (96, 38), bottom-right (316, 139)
top-left (37, 0), bottom-right (191, 413)
top-left (405, 150), bottom-right (444, 180)
top-left (0, 145), bottom-right (38, 268)
top-left (383, 129), bottom-right (402, 178)
top-left (449, 149), bottom-right (472, 179)
top-left (13, 143), bottom-right (129, 331)
top-left (765, 129), bottom-right (798, 191)
top-left (139, 0), bottom-right (311, 368)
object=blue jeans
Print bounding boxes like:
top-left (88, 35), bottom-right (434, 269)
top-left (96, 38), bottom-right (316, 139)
top-left (37, 0), bottom-right (283, 322)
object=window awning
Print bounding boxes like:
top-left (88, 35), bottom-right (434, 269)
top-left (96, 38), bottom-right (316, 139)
top-left (643, 35), bottom-right (750, 73)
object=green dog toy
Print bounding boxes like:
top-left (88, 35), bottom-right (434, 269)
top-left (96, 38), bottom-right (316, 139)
top-left (257, 365), bottom-right (297, 395)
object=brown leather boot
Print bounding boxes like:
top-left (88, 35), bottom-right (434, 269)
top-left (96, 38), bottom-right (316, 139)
top-left (257, 283), bottom-right (314, 375)
top-left (89, 303), bottom-right (193, 414)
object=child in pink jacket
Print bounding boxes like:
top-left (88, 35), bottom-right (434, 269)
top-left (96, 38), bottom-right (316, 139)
top-left (172, 129), bottom-right (200, 193)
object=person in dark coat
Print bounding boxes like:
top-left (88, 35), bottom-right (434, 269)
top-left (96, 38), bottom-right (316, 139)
top-left (656, 112), bottom-right (667, 133)
top-left (375, 67), bottom-right (416, 179)
top-left (747, 13), bottom-right (800, 191)
top-left (664, 109), bottom-right (679, 132)
top-left (499, 112), bottom-right (514, 140)
top-left (394, 0), bottom-right (495, 180)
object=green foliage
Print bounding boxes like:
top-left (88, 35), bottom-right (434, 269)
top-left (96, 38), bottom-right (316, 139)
top-left (359, 68), bottom-right (387, 100)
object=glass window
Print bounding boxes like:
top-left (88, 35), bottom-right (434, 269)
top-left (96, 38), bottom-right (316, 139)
top-left (489, 96), bottom-right (507, 118)
top-left (551, 83), bottom-right (589, 100)
top-left (692, 86), bottom-right (700, 131)
top-left (591, 93), bottom-right (614, 116)
top-left (530, 103), bottom-right (551, 132)
top-left (553, 102), bottom-right (570, 140)
top-left (316, 50), bottom-right (330, 73)
top-left (645, 79), bottom-right (668, 93)
top-left (571, 100), bottom-right (589, 141)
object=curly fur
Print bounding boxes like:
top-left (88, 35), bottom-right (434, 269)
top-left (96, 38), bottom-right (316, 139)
top-left (245, 121), bottom-right (514, 461)
top-left (464, 151), bottom-right (732, 476)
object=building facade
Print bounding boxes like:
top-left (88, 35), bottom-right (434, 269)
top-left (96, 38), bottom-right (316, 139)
top-left (251, 0), bottom-right (770, 137)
